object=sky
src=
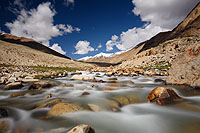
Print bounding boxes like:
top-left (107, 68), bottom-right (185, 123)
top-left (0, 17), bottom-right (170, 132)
top-left (0, 0), bottom-right (199, 59)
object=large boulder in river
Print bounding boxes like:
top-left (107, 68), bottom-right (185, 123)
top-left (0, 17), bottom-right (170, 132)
top-left (48, 103), bottom-right (85, 117)
top-left (166, 44), bottom-right (200, 87)
top-left (147, 87), bottom-right (181, 105)
top-left (67, 124), bottom-right (95, 133)
top-left (71, 75), bottom-right (95, 81)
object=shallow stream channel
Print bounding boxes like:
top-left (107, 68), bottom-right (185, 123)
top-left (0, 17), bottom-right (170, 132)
top-left (0, 71), bottom-right (200, 133)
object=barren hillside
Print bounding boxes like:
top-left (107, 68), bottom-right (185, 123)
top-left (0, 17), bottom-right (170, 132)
top-left (0, 40), bottom-right (94, 68)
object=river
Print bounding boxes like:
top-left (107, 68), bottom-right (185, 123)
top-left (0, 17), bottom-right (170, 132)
top-left (0, 71), bottom-right (200, 133)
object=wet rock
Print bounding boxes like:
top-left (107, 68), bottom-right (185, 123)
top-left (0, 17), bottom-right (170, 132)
top-left (140, 79), bottom-right (152, 82)
top-left (0, 108), bottom-right (8, 118)
top-left (112, 95), bottom-right (139, 106)
top-left (67, 124), bottom-right (95, 133)
top-left (36, 98), bottom-right (64, 109)
top-left (0, 120), bottom-right (10, 133)
top-left (133, 86), bottom-right (144, 88)
top-left (154, 78), bottom-right (165, 83)
top-left (4, 82), bottom-right (23, 90)
top-left (61, 83), bottom-right (67, 87)
top-left (28, 80), bottom-right (58, 90)
top-left (102, 88), bottom-right (117, 91)
top-left (71, 75), bottom-right (95, 81)
top-left (45, 93), bottom-right (52, 99)
top-left (10, 92), bottom-right (25, 98)
top-left (166, 44), bottom-right (200, 87)
top-left (105, 72), bottom-right (114, 76)
top-left (88, 104), bottom-right (103, 112)
top-left (48, 103), bottom-right (84, 117)
top-left (91, 84), bottom-right (98, 88)
top-left (107, 78), bottom-right (118, 81)
top-left (71, 72), bottom-right (82, 75)
top-left (81, 92), bottom-right (90, 96)
top-left (147, 86), bottom-right (181, 105)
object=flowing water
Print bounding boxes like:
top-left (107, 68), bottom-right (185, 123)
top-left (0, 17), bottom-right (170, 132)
top-left (0, 71), bottom-right (200, 133)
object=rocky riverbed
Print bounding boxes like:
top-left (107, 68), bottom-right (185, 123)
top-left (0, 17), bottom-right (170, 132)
top-left (0, 70), bottom-right (200, 133)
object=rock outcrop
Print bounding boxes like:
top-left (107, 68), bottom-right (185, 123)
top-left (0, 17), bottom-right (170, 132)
top-left (166, 43), bottom-right (200, 87)
top-left (147, 87), bottom-right (181, 105)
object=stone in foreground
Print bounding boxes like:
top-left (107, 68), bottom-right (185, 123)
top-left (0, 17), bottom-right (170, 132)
top-left (147, 87), bottom-right (181, 105)
top-left (67, 124), bottom-right (95, 133)
top-left (166, 44), bottom-right (200, 87)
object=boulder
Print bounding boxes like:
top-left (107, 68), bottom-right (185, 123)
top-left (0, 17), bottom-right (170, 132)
top-left (166, 44), bottom-right (200, 87)
top-left (4, 82), bottom-right (23, 90)
top-left (67, 124), bottom-right (95, 133)
top-left (36, 98), bottom-right (64, 109)
top-left (48, 103), bottom-right (84, 117)
top-left (147, 87), bottom-right (181, 105)
top-left (28, 80), bottom-right (58, 90)
top-left (88, 104), bottom-right (103, 112)
top-left (71, 75), bottom-right (95, 81)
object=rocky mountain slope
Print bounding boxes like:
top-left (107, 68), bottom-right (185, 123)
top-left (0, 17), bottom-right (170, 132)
top-left (0, 33), bottom-right (71, 59)
top-left (0, 34), bottom-right (94, 68)
top-left (119, 2), bottom-right (200, 68)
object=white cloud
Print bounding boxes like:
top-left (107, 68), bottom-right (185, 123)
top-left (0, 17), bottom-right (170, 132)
top-left (132, 0), bottom-right (199, 29)
top-left (96, 44), bottom-right (102, 51)
top-left (74, 41), bottom-right (94, 55)
top-left (5, 2), bottom-right (80, 47)
top-left (106, 0), bottom-right (199, 51)
top-left (58, 24), bottom-right (80, 33)
top-left (106, 35), bottom-right (120, 51)
top-left (50, 43), bottom-right (66, 55)
top-left (64, 0), bottom-right (75, 6)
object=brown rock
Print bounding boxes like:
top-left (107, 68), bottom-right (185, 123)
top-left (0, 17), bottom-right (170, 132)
top-left (4, 82), bottom-right (23, 90)
top-left (45, 93), bottom-right (52, 99)
top-left (28, 80), bottom-right (58, 90)
top-left (67, 124), bottom-right (95, 133)
top-left (36, 98), bottom-right (64, 109)
top-left (10, 92), bottom-right (25, 98)
top-left (102, 88), bottom-right (117, 91)
top-left (147, 87), bottom-right (181, 105)
top-left (81, 92), bottom-right (90, 96)
top-left (48, 103), bottom-right (84, 117)
top-left (166, 44), bottom-right (200, 87)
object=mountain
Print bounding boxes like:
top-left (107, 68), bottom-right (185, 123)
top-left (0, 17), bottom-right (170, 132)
top-left (78, 51), bottom-right (125, 62)
top-left (118, 2), bottom-right (200, 68)
top-left (0, 33), bottom-right (94, 68)
top-left (0, 32), bottom-right (71, 59)
top-left (83, 2), bottom-right (200, 65)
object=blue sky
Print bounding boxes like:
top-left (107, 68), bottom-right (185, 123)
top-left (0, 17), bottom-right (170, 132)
top-left (0, 0), bottom-right (199, 59)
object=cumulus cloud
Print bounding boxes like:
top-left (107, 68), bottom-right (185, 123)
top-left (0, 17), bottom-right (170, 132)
top-left (106, 0), bottom-right (199, 51)
top-left (64, 0), bottom-right (75, 7)
top-left (5, 2), bottom-right (80, 49)
top-left (132, 0), bottom-right (199, 29)
top-left (96, 44), bottom-right (102, 51)
top-left (50, 43), bottom-right (66, 55)
top-left (74, 41), bottom-right (94, 54)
